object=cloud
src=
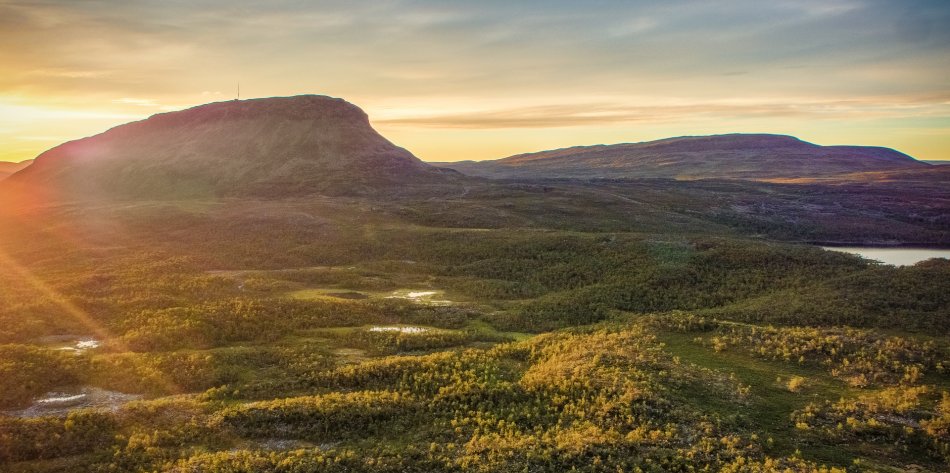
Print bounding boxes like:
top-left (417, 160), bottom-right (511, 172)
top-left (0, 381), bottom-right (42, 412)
top-left (377, 98), bottom-right (950, 129)
top-left (113, 98), bottom-right (159, 107)
top-left (0, 0), bottom-right (948, 162)
top-left (777, 0), bottom-right (865, 17)
top-left (607, 17), bottom-right (659, 37)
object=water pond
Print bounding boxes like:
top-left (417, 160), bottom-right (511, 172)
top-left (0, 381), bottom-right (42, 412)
top-left (822, 247), bottom-right (950, 266)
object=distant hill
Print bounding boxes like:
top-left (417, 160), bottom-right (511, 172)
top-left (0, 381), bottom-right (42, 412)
top-left (432, 134), bottom-right (930, 180)
top-left (0, 160), bottom-right (33, 180)
top-left (758, 165), bottom-right (950, 185)
top-left (3, 95), bottom-right (457, 200)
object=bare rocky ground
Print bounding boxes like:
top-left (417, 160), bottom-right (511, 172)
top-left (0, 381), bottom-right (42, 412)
top-left (6, 387), bottom-right (142, 418)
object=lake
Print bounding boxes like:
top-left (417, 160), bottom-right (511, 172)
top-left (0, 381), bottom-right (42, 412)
top-left (822, 247), bottom-right (950, 266)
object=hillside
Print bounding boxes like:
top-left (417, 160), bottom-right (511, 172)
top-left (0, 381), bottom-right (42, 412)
top-left (0, 160), bottom-right (33, 180)
top-left (2, 96), bottom-right (457, 200)
top-left (433, 134), bottom-right (931, 180)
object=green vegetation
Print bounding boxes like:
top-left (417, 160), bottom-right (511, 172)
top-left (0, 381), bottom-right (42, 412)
top-left (0, 193), bottom-right (947, 472)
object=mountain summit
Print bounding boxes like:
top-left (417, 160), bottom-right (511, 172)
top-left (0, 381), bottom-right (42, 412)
top-left (5, 95), bottom-right (455, 199)
top-left (433, 134), bottom-right (928, 180)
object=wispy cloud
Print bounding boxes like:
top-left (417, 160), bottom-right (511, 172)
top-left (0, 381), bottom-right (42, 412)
top-left (113, 97), bottom-right (159, 107)
top-left (378, 98), bottom-right (950, 129)
top-left (777, 0), bottom-right (865, 17)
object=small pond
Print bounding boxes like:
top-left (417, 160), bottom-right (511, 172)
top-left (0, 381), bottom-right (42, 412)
top-left (822, 247), bottom-right (950, 266)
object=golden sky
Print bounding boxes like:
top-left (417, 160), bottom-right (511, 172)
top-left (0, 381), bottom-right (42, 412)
top-left (1, 0), bottom-right (948, 163)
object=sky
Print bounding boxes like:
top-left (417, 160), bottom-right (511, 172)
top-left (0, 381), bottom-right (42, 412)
top-left (0, 0), bottom-right (948, 163)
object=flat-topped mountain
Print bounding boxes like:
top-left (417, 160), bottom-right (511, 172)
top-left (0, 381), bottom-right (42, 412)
top-left (4, 95), bottom-right (456, 199)
top-left (433, 134), bottom-right (929, 180)
top-left (0, 160), bottom-right (33, 180)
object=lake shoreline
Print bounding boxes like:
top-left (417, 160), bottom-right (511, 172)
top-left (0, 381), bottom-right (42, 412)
top-left (820, 246), bottom-right (950, 266)
top-left (807, 241), bottom-right (950, 249)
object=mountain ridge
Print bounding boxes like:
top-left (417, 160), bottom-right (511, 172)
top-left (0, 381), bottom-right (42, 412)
top-left (0, 160), bottom-right (34, 180)
top-left (432, 133), bottom-right (929, 180)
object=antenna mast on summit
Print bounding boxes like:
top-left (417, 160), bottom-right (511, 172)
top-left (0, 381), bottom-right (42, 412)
top-left (237, 82), bottom-right (240, 100)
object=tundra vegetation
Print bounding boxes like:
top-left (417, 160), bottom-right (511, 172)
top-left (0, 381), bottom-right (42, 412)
top-left (0, 195), bottom-right (947, 473)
